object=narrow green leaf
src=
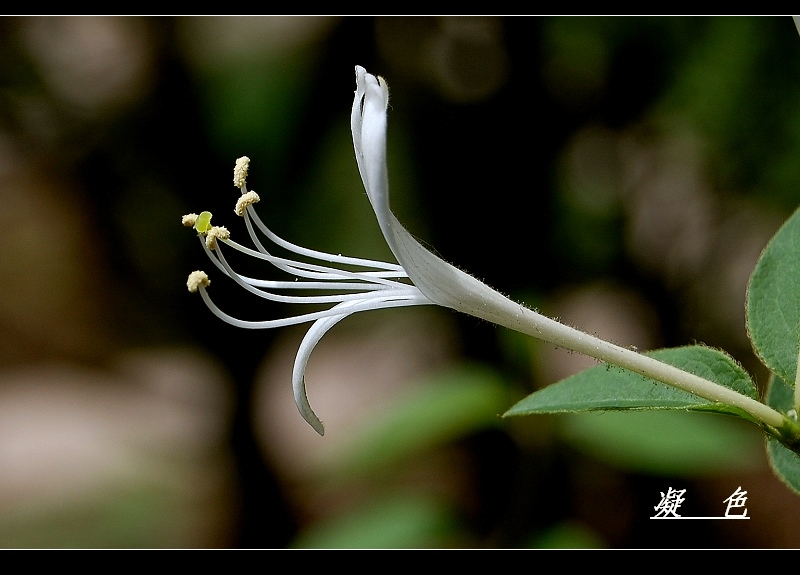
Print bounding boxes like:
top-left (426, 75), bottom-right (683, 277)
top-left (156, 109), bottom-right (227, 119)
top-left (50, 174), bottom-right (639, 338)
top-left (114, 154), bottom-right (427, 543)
top-left (745, 205), bottom-right (800, 385)
top-left (503, 346), bottom-right (758, 422)
top-left (765, 374), bottom-right (800, 494)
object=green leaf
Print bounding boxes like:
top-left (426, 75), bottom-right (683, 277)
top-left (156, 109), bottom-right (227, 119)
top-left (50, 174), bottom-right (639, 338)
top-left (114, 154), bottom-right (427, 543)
top-left (504, 345), bottom-right (759, 422)
top-left (765, 374), bottom-right (800, 494)
top-left (740, 209), bottom-right (800, 492)
top-left (745, 205), bottom-right (800, 385)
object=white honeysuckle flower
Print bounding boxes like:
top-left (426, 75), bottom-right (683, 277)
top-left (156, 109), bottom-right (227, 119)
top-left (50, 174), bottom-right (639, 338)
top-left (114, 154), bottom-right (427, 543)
top-left (185, 65), bottom-right (788, 437)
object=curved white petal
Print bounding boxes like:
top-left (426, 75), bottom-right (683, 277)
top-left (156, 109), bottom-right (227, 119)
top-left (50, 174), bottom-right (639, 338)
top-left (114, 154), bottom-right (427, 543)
top-left (352, 66), bottom-right (531, 331)
top-left (292, 310), bottom-right (348, 436)
top-left (351, 67), bottom-right (639, 354)
top-left (353, 67), bottom-right (393, 246)
top-left (292, 294), bottom-right (430, 436)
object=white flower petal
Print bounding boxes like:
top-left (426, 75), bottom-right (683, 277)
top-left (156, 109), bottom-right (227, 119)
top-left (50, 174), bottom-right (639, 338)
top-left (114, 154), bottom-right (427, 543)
top-left (291, 293), bottom-right (432, 436)
top-left (352, 66), bottom-right (527, 329)
top-left (292, 311), bottom-right (348, 436)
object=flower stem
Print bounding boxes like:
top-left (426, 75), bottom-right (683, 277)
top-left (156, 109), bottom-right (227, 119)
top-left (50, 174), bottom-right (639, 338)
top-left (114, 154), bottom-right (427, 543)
top-left (388, 219), bottom-right (788, 431)
top-left (486, 295), bottom-right (787, 430)
top-left (528, 309), bottom-right (785, 428)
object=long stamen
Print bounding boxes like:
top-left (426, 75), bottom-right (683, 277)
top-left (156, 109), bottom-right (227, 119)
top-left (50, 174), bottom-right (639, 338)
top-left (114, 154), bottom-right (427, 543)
top-left (212, 236), bottom-right (411, 288)
top-left (210, 241), bottom-right (422, 305)
top-left (233, 160), bottom-right (404, 275)
top-left (242, 210), bottom-right (406, 281)
top-left (202, 235), bottom-right (398, 290)
top-left (197, 285), bottom-right (430, 330)
top-left (187, 153), bottom-right (437, 436)
top-left (244, 204), bottom-right (404, 272)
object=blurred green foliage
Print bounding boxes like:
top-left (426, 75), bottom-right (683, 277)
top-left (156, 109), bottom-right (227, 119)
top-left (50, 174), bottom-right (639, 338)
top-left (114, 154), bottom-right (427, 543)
top-left (318, 364), bottom-right (513, 483)
top-left (3, 16), bottom-right (800, 549)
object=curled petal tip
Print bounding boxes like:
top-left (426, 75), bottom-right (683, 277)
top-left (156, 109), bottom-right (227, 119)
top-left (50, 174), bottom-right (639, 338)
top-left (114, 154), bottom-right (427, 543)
top-left (293, 370), bottom-right (325, 436)
top-left (292, 310), bottom-right (353, 436)
top-left (299, 393), bottom-right (325, 436)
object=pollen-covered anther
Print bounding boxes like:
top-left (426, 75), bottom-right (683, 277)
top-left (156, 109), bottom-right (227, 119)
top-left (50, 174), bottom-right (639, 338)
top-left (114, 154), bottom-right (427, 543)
top-left (187, 270), bottom-right (210, 293)
top-left (182, 213), bottom-right (198, 227)
top-left (235, 190), bottom-right (260, 217)
top-left (205, 226), bottom-right (230, 250)
top-left (233, 156), bottom-right (250, 189)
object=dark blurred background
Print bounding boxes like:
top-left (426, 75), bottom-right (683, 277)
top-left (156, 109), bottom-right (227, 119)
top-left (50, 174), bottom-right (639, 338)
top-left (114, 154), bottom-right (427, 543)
top-left (1, 15), bottom-right (800, 548)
